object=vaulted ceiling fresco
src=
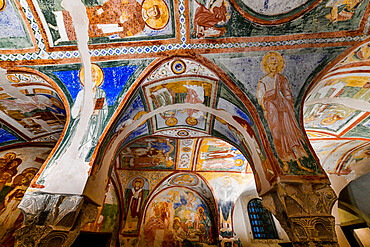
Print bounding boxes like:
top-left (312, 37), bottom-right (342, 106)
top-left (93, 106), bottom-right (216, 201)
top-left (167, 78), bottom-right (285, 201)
top-left (304, 42), bottom-right (370, 182)
top-left (0, 0), bottom-right (369, 246)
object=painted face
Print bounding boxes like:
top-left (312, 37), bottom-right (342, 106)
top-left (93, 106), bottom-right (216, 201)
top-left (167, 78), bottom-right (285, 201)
top-left (92, 68), bottom-right (100, 86)
top-left (0, 160), bottom-right (6, 169)
top-left (147, 6), bottom-right (159, 19)
top-left (134, 181), bottom-right (141, 189)
top-left (0, 172), bottom-right (11, 182)
top-left (9, 160), bottom-right (19, 169)
top-left (21, 173), bottom-right (34, 185)
top-left (267, 57), bottom-right (279, 72)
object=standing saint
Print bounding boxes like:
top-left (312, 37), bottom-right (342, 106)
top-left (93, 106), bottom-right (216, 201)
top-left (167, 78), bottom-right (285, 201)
top-left (257, 51), bottom-right (313, 173)
top-left (72, 64), bottom-right (108, 161)
top-left (123, 178), bottom-right (145, 231)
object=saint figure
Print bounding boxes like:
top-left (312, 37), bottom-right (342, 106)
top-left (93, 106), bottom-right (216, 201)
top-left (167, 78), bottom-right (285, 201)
top-left (72, 64), bottom-right (108, 161)
top-left (257, 52), bottom-right (312, 173)
top-left (123, 178), bottom-right (145, 231)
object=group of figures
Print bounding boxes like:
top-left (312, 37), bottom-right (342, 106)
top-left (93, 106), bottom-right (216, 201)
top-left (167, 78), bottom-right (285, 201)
top-left (139, 187), bottom-right (214, 247)
top-left (0, 152), bottom-right (38, 245)
top-left (120, 137), bottom-right (175, 169)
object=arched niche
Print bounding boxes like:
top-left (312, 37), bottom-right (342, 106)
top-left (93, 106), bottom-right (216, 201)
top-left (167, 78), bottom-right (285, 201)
top-left (138, 186), bottom-right (218, 247)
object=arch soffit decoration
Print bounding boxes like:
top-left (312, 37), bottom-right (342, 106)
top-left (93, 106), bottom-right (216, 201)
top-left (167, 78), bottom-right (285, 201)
top-left (302, 38), bottom-right (370, 183)
top-left (84, 55), bottom-right (282, 205)
top-left (0, 65), bottom-right (71, 149)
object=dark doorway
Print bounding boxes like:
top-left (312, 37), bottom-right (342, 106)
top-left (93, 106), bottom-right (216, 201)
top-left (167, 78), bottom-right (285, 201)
top-left (71, 232), bottom-right (111, 247)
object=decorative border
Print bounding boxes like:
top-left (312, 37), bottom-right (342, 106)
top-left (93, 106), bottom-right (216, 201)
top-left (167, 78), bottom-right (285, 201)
top-left (0, 0), bottom-right (368, 62)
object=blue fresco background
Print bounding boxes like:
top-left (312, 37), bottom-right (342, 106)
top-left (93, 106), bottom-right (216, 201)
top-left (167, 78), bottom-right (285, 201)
top-left (0, 128), bottom-right (18, 144)
top-left (53, 66), bottom-right (137, 105)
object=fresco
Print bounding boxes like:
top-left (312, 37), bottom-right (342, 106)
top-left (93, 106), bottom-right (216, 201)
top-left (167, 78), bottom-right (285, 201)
top-left (52, 64), bottom-right (138, 105)
top-left (138, 187), bottom-right (217, 246)
top-left (121, 177), bottom-right (150, 234)
top-left (214, 85), bottom-right (267, 165)
top-left (201, 172), bottom-right (254, 237)
top-left (144, 78), bottom-right (216, 132)
top-left (114, 93), bottom-right (146, 133)
top-left (192, 0), bottom-right (233, 38)
top-left (170, 173), bottom-right (199, 186)
top-left (81, 182), bottom-right (120, 233)
top-left (116, 170), bottom-right (171, 195)
top-left (154, 128), bottom-right (210, 138)
top-left (177, 139), bottom-right (196, 170)
top-left (325, 0), bottom-right (365, 22)
top-left (119, 137), bottom-right (175, 170)
top-left (197, 138), bottom-right (249, 172)
top-left (32, 0), bottom-right (174, 47)
top-left (0, 128), bottom-right (18, 146)
top-left (70, 64), bottom-right (109, 161)
top-left (304, 103), bottom-right (361, 132)
top-left (335, 41), bottom-right (370, 67)
top-left (0, 146), bottom-right (51, 246)
top-left (152, 173), bottom-right (218, 223)
top-left (304, 74), bottom-right (370, 136)
top-left (343, 115), bottom-right (370, 139)
top-left (339, 142), bottom-right (370, 180)
top-left (0, 72), bottom-right (66, 141)
top-left (144, 58), bottom-right (218, 84)
top-left (0, 0), bottom-right (33, 49)
top-left (190, 0), bottom-right (369, 39)
top-left (310, 139), bottom-right (369, 173)
top-left (205, 49), bottom-right (342, 100)
top-left (257, 51), bottom-right (317, 174)
top-left (114, 93), bottom-right (149, 145)
top-left (235, 0), bottom-right (311, 15)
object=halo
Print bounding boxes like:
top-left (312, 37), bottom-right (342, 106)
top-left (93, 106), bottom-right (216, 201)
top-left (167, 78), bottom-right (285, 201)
top-left (22, 167), bottom-right (39, 175)
top-left (197, 206), bottom-right (204, 214)
top-left (142, 0), bottom-right (169, 30)
top-left (261, 51), bottom-right (285, 74)
top-left (13, 174), bottom-right (25, 186)
top-left (165, 117), bottom-right (178, 126)
top-left (133, 111), bottom-right (148, 127)
top-left (132, 177), bottom-right (144, 188)
top-left (79, 64), bottom-right (104, 87)
top-left (0, 0), bottom-right (6, 12)
top-left (186, 116), bottom-right (198, 126)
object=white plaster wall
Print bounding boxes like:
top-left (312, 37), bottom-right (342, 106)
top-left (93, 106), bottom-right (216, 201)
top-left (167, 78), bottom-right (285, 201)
top-left (233, 181), bottom-right (290, 247)
top-left (328, 174), bottom-right (351, 247)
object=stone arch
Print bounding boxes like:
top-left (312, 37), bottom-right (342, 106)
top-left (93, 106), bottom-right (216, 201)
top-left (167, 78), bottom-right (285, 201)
top-left (2, 67), bottom-right (73, 189)
top-left (302, 39), bottom-right (370, 244)
top-left (84, 55), bottom-right (280, 204)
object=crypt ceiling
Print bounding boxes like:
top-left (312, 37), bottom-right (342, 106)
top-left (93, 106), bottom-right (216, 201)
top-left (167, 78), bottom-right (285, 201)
top-left (0, 0), bottom-right (368, 245)
top-left (0, 0), bottom-right (368, 178)
top-left (0, 0), bottom-right (366, 179)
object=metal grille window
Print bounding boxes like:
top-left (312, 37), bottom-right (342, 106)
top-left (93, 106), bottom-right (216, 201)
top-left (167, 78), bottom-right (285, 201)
top-left (247, 198), bottom-right (279, 239)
